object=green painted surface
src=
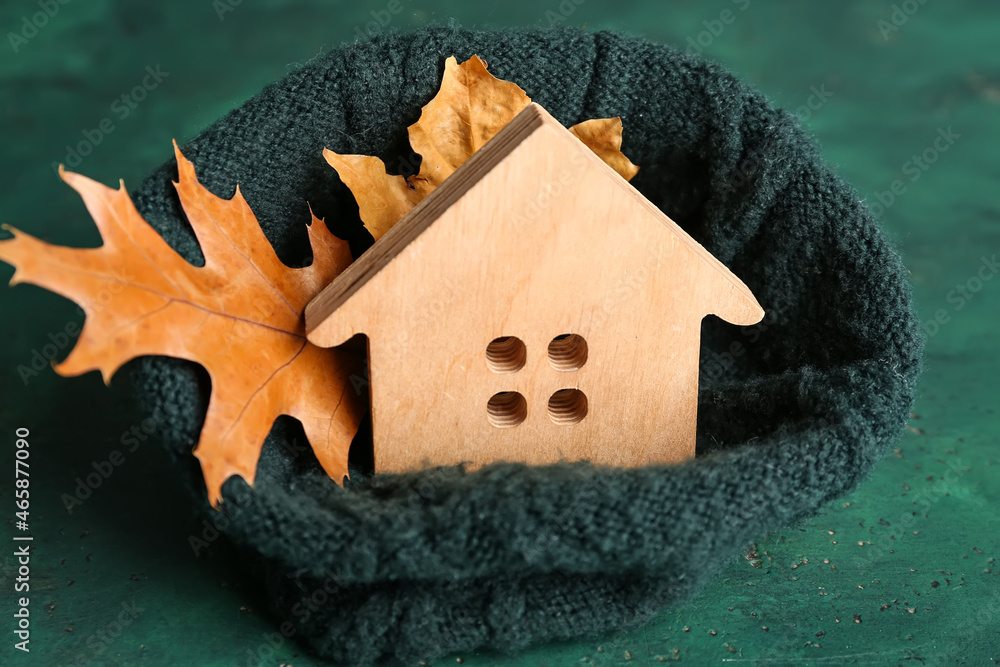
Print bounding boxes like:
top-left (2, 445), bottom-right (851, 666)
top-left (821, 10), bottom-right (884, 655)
top-left (1, 1), bottom-right (998, 665)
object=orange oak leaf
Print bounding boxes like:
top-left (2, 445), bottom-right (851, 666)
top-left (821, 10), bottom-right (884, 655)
top-left (0, 143), bottom-right (366, 507)
top-left (324, 55), bottom-right (639, 241)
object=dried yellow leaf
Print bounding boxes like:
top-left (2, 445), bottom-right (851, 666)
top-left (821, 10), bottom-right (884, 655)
top-left (569, 117), bottom-right (640, 181)
top-left (325, 55), bottom-right (639, 241)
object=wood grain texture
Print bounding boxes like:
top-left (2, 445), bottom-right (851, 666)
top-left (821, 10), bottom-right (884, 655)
top-left (306, 103), bottom-right (764, 473)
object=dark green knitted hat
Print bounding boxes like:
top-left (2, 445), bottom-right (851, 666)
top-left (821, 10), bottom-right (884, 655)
top-left (128, 26), bottom-right (922, 665)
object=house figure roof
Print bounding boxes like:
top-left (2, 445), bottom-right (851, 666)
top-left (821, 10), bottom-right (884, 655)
top-left (306, 103), bottom-right (763, 473)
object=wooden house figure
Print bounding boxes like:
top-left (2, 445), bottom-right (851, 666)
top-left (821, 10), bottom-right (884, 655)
top-left (306, 103), bottom-right (764, 474)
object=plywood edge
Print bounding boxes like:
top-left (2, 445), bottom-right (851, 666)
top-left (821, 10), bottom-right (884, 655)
top-left (306, 101), bottom-right (764, 347)
top-left (305, 103), bottom-right (549, 347)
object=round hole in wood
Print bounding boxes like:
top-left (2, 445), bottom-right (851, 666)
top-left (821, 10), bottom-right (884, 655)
top-left (487, 391), bottom-right (528, 428)
top-left (486, 336), bottom-right (527, 373)
top-left (547, 334), bottom-right (588, 371)
top-left (547, 388), bottom-right (588, 425)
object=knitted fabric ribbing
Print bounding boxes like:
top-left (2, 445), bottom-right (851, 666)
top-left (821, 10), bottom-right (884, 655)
top-left (128, 26), bottom-right (922, 665)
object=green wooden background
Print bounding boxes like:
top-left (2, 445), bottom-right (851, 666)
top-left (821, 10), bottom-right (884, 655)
top-left (1, 1), bottom-right (998, 665)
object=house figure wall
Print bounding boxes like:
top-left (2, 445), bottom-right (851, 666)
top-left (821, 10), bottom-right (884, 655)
top-left (307, 104), bottom-right (763, 473)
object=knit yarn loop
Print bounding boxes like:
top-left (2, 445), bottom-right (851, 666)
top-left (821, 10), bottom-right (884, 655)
top-left (130, 27), bottom-right (921, 665)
